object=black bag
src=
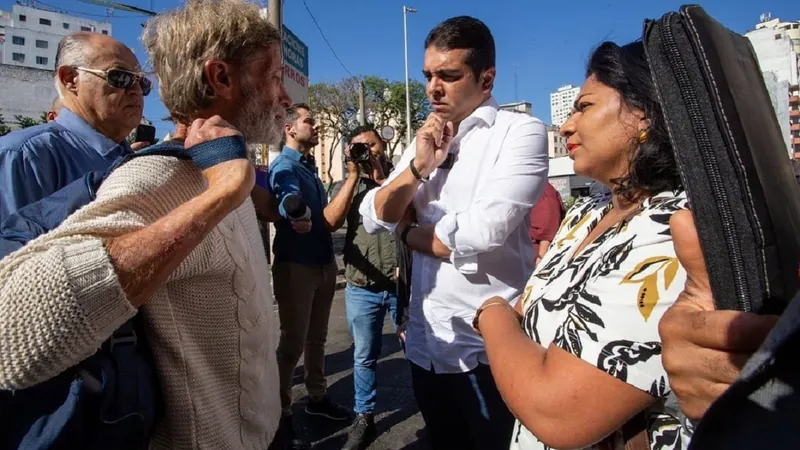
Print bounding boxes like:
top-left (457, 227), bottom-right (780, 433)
top-left (644, 4), bottom-right (800, 315)
top-left (643, 5), bottom-right (800, 449)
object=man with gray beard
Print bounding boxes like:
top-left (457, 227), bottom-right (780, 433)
top-left (0, 0), bottom-right (293, 448)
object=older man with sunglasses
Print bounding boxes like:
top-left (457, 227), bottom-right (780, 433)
top-left (0, 32), bottom-right (148, 221)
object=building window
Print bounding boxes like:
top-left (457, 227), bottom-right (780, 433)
top-left (36, 56), bottom-right (48, 66)
top-left (11, 36), bottom-right (24, 45)
top-left (81, 26), bottom-right (92, 32)
top-left (101, 29), bottom-right (108, 35)
top-left (35, 40), bottom-right (48, 49)
top-left (19, 14), bottom-right (26, 22)
top-left (63, 22), bottom-right (70, 30)
top-left (39, 18), bottom-right (52, 26)
top-left (12, 53), bottom-right (25, 63)
top-left (775, 34), bottom-right (782, 40)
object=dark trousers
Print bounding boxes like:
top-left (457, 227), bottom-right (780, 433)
top-left (410, 362), bottom-right (514, 450)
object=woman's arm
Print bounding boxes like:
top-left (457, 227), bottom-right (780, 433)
top-left (479, 301), bottom-right (655, 449)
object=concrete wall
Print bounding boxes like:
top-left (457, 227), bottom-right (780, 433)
top-left (763, 71), bottom-right (792, 156)
top-left (0, 64), bottom-right (56, 125)
top-left (747, 27), bottom-right (799, 86)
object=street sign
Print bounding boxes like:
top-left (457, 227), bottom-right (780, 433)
top-left (282, 25), bottom-right (308, 104)
top-left (380, 125), bottom-right (396, 142)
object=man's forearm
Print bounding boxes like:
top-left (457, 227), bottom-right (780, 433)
top-left (105, 186), bottom-right (240, 308)
top-left (374, 167), bottom-right (421, 223)
top-left (324, 173), bottom-right (359, 231)
top-left (404, 224), bottom-right (451, 259)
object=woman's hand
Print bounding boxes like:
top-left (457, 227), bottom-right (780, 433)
top-left (660, 210), bottom-right (778, 420)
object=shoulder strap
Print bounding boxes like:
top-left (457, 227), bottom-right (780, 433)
top-left (109, 136), bottom-right (248, 173)
top-left (108, 141), bottom-right (190, 173)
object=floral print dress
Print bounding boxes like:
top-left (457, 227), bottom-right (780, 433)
top-left (510, 191), bottom-right (693, 450)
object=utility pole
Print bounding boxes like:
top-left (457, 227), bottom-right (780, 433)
top-left (403, 6), bottom-right (417, 147)
top-left (268, 0), bottom-right (281, 33)
top-left (265, 0), bottom-right (283, 265)
top-left (266, 0), bottom-right (282, 163)
top-left (357, 81), bottom-right (366, 126)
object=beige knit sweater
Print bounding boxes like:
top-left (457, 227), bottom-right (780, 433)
top-left (0, 155), bottom-right (280, 449)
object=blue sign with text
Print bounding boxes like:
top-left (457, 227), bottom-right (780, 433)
top-left (282, 25), bottom-right (308, 76)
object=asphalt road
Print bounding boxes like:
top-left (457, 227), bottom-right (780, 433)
top-left (277, 230), bottom-right (428, 450)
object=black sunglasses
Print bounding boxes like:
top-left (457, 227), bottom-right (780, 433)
top-left (74, 66), bottom-right (152, 96)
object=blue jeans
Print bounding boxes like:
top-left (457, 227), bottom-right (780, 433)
top-left (345, 284), bottom-right (398, 414)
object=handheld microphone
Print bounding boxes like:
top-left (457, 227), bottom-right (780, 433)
top-left (284, 194), bottom-right (311, 221)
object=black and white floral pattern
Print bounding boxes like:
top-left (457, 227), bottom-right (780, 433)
top-left (510, 191), bottom-right (691, 450)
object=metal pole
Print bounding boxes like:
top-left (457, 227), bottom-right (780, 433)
top-left (358, 81), bottom-right (366, 126)
top-left (268, 0), bottom-right (281, 33)
top-left (403, 6), bottom-right (412, 146)
top-left (266, 0), bottom-right (283, 265)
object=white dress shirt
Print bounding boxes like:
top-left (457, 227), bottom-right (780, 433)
top-left (360, 97), bottom-right (549, 373)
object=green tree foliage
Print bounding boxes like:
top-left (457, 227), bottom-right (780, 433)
top-left (14, 115), bottom-right (40, 129)
top-left (309, 76), bottom-right (430, 187)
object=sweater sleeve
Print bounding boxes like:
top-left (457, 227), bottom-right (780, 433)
top-left (0, 156), bottom-right (208, 390)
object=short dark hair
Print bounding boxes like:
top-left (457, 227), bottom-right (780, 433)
top-left (587, 41), bottom-right (681, 202)
top-left (424, 16), bottom-right (495, 79)
top-left (285, 103), bottom-right (310, 124)
top-left (348, 124), bottom-right (382, 142)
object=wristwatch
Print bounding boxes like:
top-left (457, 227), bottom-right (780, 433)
top-left (400, 223), bottom-right (417, 245)
top-left (409, 158), bottom-right (429, 183)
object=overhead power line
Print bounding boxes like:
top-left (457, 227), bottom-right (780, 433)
top-left (301, 0), bottom-right (354, 78)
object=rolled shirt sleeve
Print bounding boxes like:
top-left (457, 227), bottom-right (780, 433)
top-left (268, 159), bottom-right (303, 219)
top-left (359, 141), bottom-right (417, 235)
top-left (433, 118), bottom-right (549, 273)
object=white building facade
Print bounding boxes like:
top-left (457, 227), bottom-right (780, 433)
top-left (550, 84), bottom-right (579, 127)
top-left (0, 4), bottom-right (111, 70)
top-left (546, 124), bottom-right (568, 159)
top-left (746, 16), bottom-right (800, 158)
top-left (0, 5), bottom-right (111, 124)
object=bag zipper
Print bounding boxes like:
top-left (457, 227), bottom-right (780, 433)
top-left (660, 13), bottom-right (752, 312)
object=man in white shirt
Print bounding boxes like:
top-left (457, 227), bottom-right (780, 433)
top-left (359, 15), bottom-right (548, 450)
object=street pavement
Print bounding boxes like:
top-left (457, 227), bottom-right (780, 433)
top-left (275, 230), bottom-right (428, 450)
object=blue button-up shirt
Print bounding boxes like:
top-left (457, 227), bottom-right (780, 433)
top-left (268, 145), bottom-right (334, 266)
top-left (0, 108), bottom-right (132, 221)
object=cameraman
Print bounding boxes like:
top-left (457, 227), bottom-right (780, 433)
top-left (333, 125), bottom-right (399, 450)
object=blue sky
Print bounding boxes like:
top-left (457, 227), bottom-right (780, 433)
top-left (4, 0), bottom-right (797, 137)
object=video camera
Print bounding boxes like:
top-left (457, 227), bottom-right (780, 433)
top-left (347, 142), bottom-right (371, 164)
